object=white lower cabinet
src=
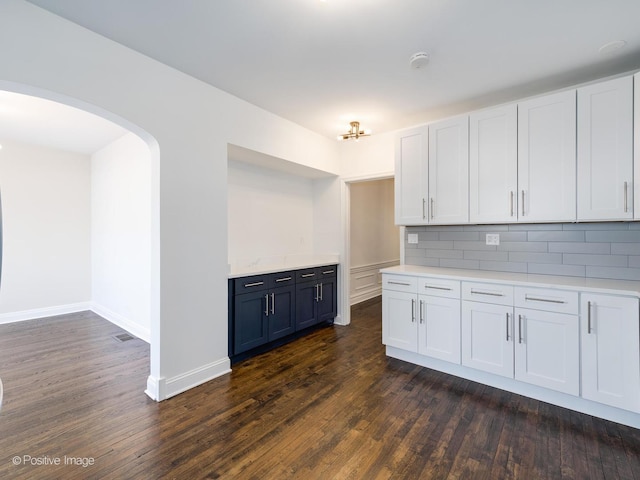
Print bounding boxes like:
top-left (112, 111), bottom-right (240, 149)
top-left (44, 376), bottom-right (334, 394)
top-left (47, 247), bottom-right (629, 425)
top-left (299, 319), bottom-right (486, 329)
top-left (382, 270), bottom-right (640, 427)
top-left (382, 289), bottom-right (418, 352)
top-left (514, 307), bottom-right (579, 395)
top-left (581, 294), bottom-right (640, 412)
top-left (461, 284), bottom-right (580, 395)
top-left (382, 274), bottom-right (461, 362)
top-left (419, 294), bottom-right (461, 364)
top-left (462, 300), bottom-right (513, 377)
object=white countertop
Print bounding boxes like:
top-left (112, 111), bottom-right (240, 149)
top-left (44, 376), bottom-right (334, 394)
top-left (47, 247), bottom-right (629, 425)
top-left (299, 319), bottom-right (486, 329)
top-left (381, 265), bottom-right (640, 297)
top-left (229, 254), bottom-right (339, 279)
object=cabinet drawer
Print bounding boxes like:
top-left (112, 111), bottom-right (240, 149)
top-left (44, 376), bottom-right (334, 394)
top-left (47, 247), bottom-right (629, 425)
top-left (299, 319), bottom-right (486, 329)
top-left (418, 277), bottom-right (460, 299)
top-left (318, 265), bottom-right (338, 278)
top-left (462, 282), bottom-right (513, 306)
top-left (296, 268), bottom-right (319, 283)
top-left (234, 274), bottom-right (270, 293)
top-left (271, 271), bottom-right (295, 288)
top-left (515, 287), bottom-right (578, 314)
top-left (382, 274), bottom-right (418, 293)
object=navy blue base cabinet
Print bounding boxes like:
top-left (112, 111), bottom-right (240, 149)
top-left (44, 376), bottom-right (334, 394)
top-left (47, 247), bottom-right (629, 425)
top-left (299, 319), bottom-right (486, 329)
top-left (229, 265), bottom-right (337, 363)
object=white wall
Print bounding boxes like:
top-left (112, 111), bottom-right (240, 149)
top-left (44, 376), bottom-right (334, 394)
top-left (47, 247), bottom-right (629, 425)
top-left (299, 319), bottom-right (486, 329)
top-left (0, 139), bottom-right (91, 321)
top-left (350, 179), bottom-right (399, 267)
top-left (227, 159), bottom-right (315, 267)
top-left (0, 0), bottom-right (342, 400)
top-left (339, 131), bottom-right (396, 179)
top-left (91, 132), bottom-right (151, 341)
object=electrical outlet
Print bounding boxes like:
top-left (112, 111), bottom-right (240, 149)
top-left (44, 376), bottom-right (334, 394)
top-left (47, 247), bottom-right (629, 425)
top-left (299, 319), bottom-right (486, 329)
top-left (486, 233), bottom-right (500, 246)
top-left (407, 233), bottom-right (419, 244)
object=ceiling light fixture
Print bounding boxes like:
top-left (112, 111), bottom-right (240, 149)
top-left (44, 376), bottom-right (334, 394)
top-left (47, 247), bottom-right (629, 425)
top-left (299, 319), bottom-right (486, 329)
top-left (337, 121), bottom-right (370, 141)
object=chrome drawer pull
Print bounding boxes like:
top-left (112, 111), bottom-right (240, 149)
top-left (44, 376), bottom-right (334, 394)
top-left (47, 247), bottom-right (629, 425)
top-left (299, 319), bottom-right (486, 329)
top-left (388, 281), bottom-right (411, 286)
top-left (524, 295), bottom-right (566, 304)
top-left (244, 281), bottom-right (264, 288)
top-left (322, 270), bottom-right (335, 274)
top-left (425, 285), bottom-right (452, 291)
top-left (275, 277), bottom-right (292, 282)
top-left (301, 273), bottom-right (315, 278)
top-left (470, 289), bottom-right (504, 297)
top-left (587, 301), bottom-right (592, 334)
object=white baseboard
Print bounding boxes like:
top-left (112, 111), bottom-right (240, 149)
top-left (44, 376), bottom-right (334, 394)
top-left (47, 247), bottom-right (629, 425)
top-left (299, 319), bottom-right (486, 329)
top-left (0, 302), bottom-right (91, 325)
top-left (90, 302), bottom-right (151, 344)
top-left (146, 357), bottom-right (232, 401)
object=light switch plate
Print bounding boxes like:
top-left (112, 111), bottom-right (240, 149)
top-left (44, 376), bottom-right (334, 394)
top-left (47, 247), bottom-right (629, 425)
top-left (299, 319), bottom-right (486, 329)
top-left (407, 233), bottom-right (419, 244)
top-left (486, 233), bottom-right (500, 246)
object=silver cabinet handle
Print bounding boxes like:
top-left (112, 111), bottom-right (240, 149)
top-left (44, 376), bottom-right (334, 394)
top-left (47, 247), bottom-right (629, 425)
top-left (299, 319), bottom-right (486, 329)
top-left (506, 313), bottom-right (510, 341)
top-left (425, 285), bottom-right (452, 291)
top-left (388, 281), bottom-right (411, 286)
top-left (275, 276), bottom-right (292, 282)
top-left (264, 294), bottom-right (269, 316)
top-left (422, 198), bottom-right (426, 220)
top-left (521, 190), bottom-right (525, 216)
top-left (302, 273), bottom-right (315, 278)
top-left (315, 284), bottom-right (319, 302)
top-left (271, 293), bottom-right (275, 314)
top-left (518, 314), bottom-right (523, 344)
top-left (419, 300), bottom-right (424, 324)
top-left (320, 283), bottom-right (323, 301)
top-left (411, 298), bottom-right (416, 323)
top-left (510, 191), bottom-right (514, 217)
top-left (587, 301), bottom-right (592, 334)
top-left (624, 181), bottom-right (629, 213)
top-left (322, 270), bottom-right (334, 275)
top-left (524, 295), bottom-right (566, 304)
top-left (470, 289), bottom-right (504, 297)
top-left (244, 281), bottom-right (264, 288)
top-left (430, 198), bottom-right (435, 219)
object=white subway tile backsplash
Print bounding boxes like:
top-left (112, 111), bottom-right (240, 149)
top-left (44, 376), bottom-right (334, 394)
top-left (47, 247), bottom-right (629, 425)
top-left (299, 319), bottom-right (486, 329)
top-left (548, 242), bottom-right (610, 254)
top-left (405, 222), bottom-right (640, 281)
top-left (528, 231), bottom-right (585, 242)
top-left (508, 252), bottom-right (563, 264)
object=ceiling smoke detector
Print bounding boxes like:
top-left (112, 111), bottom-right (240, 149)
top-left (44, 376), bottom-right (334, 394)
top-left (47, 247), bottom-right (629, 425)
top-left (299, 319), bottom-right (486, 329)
top-left (409, 52), bottom-right (430, 69)
top-left (598, 40), bottom-right (627, 56)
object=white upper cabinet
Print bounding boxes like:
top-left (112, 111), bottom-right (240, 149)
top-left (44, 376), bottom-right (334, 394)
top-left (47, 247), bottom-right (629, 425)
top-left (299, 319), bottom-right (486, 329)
top-left (577, 76), bottom-right (633, 221)
top-left (518, 90), bottom-right (577, 222)
top-left (428, 116), bottom-right (469, 224)
top-left (394, 126), bottom-right (428, 225)
top-left (469, 104), bottom-right (518, 223)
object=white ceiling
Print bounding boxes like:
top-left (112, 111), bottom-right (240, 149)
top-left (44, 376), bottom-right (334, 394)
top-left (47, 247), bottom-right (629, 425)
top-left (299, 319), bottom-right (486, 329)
top-left (0, 90), bottom-right (128, 155)
top-left (17, 0), bottom-right (640, 142)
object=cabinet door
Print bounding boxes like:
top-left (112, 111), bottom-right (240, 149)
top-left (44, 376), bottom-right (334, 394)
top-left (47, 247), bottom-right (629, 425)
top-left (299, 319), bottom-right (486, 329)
top-left (462, 301), bottom-right (513, 378)
top-left (469, 104), bottom-right (518, 223)
top-left (234, 291), bottom-right (269, 354)
top-left (382, 290), bottom-right (418, 352)
top-left (295, 282), bottom-right (318, 330)
top-left (268, 285), bottom-right (296, 341)
top-left (428, 116), bottom-right (469, 224)
top-left (395, 126), bottom-right (429, 225)
top-left (418, 295), bottom-right (461, 364)
top-left (317, 277), bottom-right (337, 323)
top-left (514, 308), bottom-right (579, 395)
top-left (581, 294), bottom-right (640, 412)
top-left (518, 90), bottom-right (576, 222)
top-left (577, 76), bottom-right (633, 221)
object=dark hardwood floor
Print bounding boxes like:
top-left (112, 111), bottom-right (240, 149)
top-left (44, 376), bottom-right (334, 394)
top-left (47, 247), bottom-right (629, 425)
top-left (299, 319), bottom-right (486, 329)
top-left (1, 299), bottom-right (640, 479)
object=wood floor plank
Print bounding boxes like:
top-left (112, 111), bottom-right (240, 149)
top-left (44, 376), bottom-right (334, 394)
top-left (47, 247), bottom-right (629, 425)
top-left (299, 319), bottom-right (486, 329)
top-left (2, 300), bottom-right (640, 479)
